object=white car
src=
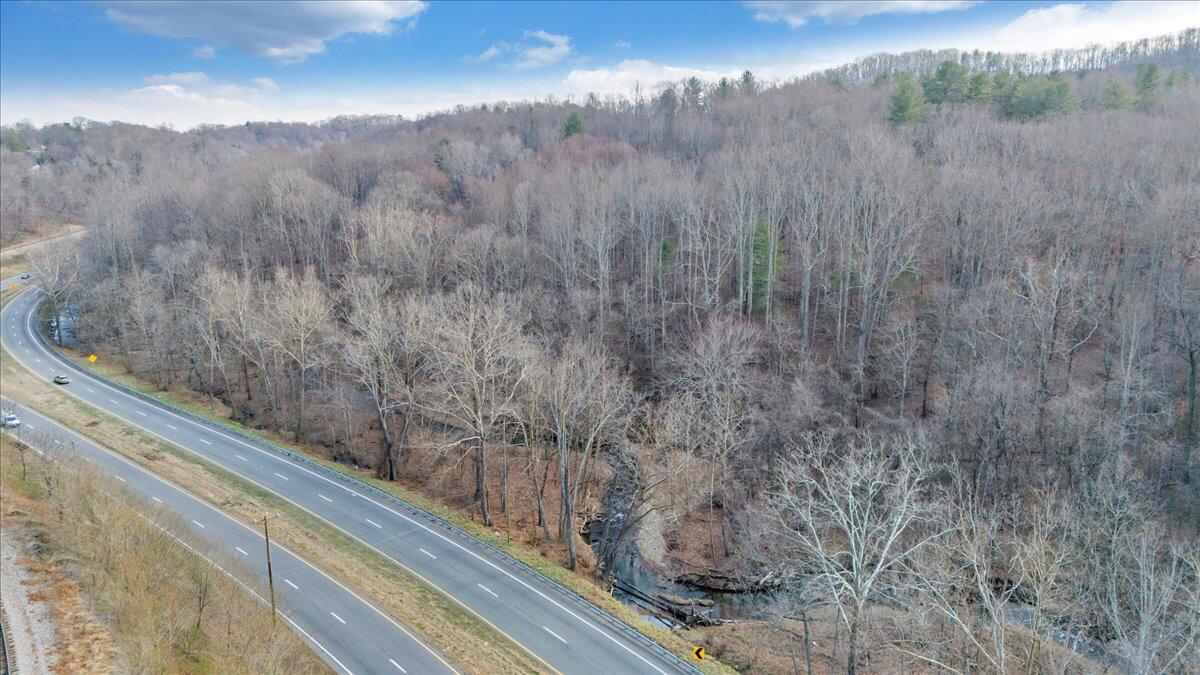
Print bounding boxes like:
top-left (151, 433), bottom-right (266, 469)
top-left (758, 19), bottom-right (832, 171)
top-left (3, 413), bottom-right (20, 428)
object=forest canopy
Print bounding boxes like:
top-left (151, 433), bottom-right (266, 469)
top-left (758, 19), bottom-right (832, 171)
top-left (3, 31), bottom-right (1199, 674)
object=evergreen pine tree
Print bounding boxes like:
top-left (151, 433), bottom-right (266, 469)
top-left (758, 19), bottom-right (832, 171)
top-left (966, 71), bottom-right (996, 103)
top-left (889, 73), bottom-right (927, 123)
top-left (1135, 63), bottom-right (1161, 109)
top-left (1099, 80), bottom-right (1137, 110)
top-left (563, 111), bottom-right (584, 139)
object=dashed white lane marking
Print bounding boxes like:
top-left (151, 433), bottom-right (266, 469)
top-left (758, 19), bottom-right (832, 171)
top-left (330, 611), bottom-right (346, 625)
top-left (152, 496), bottom-right (163, 503)
top-left (389, 658), bottom-right (407, 673)
top-left (192, 520), bottom-right (205, 528)
top-left (24, 424), bottom-right (34, 429)
top-left (109, 399), bottom-right (120, 404)
top-left (236, 547), bottom-right (248, 556)
top-left (235, 454), bottom-right (248, 461)
top-left (115, 476), bottom-right (126, 482)
top-left (34, 358), bottom-right (41, 363)
top-left (477, 583), bottom-right (499, 598)
top-left (365, 519), bottom-right (382, 529)
top-left (274, 472), bottom-right (289, 481)
top-left (83, 457), bottom-right (93, 463)
top-left (199, 439), bottom-right (212, 445)
top-left (419, 548), bottom-right (437, 560)
top-left (86, 387), bottom-right (95, 393)
top-left (542, 625), bottom-right (568, 644)
top-left (284, 578), bottom-right (299, 590)
top-left (166, 423), bottom-right (177, 430)
top-left (136, 410), bottom-right (147, 416)
top-left (318, 493), bottom-right (333, 502)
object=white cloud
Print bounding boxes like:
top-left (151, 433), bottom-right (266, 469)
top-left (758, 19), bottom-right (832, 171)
top-left (465, 42), bottom-right (510, 63)
top-left (143, 71), bottom-right (211, 86)
top-left (465, 30), bottom-right (573, 70)
top-left (747, 1), bottom-right (979, 27)
top-left (613, 39), bottom-right (632, 49)
top-left (252, 77), bottom-right (280, 93)
top-left (987, 1), bottom-right (1199, 53)
top-left (515, 30), bottom-right (573, 70)
top-left (564, 59), bottom-right (738, 98)
top-left (192, 43), bottom-right (216, 59)
top-left (103, 0), bottom-right (426, 64)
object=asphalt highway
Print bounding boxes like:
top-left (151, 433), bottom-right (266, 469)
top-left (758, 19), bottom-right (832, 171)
top-left (1, 286), bottom-right (697, 675)
top-left (0, 398), bottom-right (456, 675)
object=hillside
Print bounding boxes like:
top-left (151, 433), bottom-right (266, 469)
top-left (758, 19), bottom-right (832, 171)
top-left (2, 37), bottom-right (1199, 673)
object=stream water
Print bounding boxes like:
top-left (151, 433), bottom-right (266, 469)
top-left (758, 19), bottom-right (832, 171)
top-left (586, 453), bottom-right (791, 625)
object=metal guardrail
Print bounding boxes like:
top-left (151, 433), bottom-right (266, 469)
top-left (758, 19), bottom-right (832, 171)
top-left (25, 294), bottom-right (701, 675)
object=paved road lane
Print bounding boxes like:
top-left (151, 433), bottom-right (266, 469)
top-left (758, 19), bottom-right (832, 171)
top-left (2, 287), bottom-right (697, 675)
top-left (0, 399), bottom-right (456, 675)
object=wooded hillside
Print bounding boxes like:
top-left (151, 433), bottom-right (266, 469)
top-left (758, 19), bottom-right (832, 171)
top-left (3, 33), bottom-right (1198, 672)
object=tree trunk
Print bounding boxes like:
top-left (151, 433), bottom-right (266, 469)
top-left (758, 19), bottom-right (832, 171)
top-left (500, 445), bottom-right (509, 515)
top-left (1186, 349), bottom-right (1197, 463)
top-left (802, 613), bottom-right (813, 675)
top-left (559, 439), bottom-right (577, 569)
top-left (376, 404), bottom-right (396, 481)
top-left (474, 438), bottom-right (491, 526)
top-left (847, 618), bottom-right (859, 675)
top-left (295, 366), bottom-right (307, 441)
top-left (242, 355), bottom-right (253, 403)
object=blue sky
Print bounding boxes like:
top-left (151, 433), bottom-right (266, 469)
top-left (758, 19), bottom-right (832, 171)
top-left (1, 1), bottom-right (1196, 128)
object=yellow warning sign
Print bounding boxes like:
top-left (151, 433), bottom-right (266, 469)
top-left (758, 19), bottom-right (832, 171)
top-left (87, 354), bottom-right (97, 363)
top-left (692, 646), bottom-right (706, 660)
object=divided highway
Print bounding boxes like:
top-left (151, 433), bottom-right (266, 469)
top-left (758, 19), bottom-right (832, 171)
top-left (1, 286), bottom-right (698, 675)
top-left (0, 399), bottom-right (456, 675)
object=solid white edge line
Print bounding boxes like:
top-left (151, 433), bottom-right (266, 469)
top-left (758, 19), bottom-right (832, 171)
top-left (9, 287), bottom-right (665, 674)
top-left (0, 342), bottom-right (460, 675)
top-left (0, 401), bottom-right (383, 675)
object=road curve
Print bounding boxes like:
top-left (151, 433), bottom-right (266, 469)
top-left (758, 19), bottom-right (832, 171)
top-left (0, 399), bottom-right (457, 675)
top-left (0, 228), bottom-right (87, 257)
top-left (1, 287), bottom-right (698, 675)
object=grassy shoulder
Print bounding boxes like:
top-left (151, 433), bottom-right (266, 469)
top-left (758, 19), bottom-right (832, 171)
top-left (54, 347), bottom-right (734, 673)
top-left (0, 434), bottom-right (327, 673)
top-left (0, 222), bottom-right (85, 253)
top-left (0, 251), bottom-right (31, 282)
top-left (2, 344), bottom-right (548, 674)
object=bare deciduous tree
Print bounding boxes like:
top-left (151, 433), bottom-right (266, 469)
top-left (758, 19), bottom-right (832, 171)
top-left (764, 432), bottom-right (945, 675)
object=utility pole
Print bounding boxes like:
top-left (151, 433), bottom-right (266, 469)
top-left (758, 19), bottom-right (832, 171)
top-left (262, 513), bottom-right (277, 624)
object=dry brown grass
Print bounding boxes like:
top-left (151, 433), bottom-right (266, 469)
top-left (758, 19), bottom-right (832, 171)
top-left (49, 349), bottom-right (737, 674)
top-left (1, 348), bottom-right (549, 674)
top-left (1, 436), bottom-right (326, 674)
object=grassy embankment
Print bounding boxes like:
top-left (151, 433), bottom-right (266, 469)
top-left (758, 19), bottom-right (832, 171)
top-left (0, 298), bottom-right (551, 674)
top-left (44, 322), bottom-right (734, 673)
top-left (0, 434), bottom-right (328, 673)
